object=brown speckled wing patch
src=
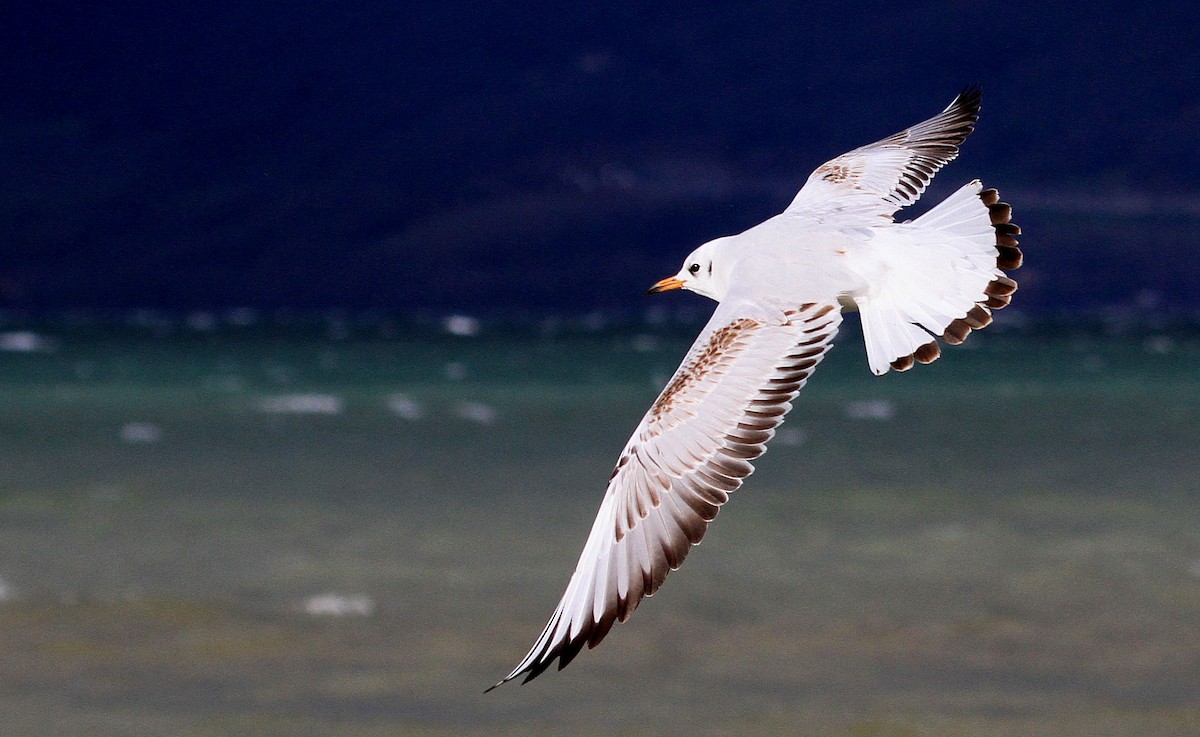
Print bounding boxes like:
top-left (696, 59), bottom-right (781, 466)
top-left (816, 161), bottom-right (862, 184)
top-left (649, 317), bottom-right (759, 421)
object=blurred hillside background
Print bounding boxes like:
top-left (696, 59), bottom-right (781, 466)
top-left (1, 1), bottom-right (1198, 314)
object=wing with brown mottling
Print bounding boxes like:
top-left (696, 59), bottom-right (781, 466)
top-left (489, 300), bottom-right (842, 690)
top-left (785, 86), bottom-right (981, 223)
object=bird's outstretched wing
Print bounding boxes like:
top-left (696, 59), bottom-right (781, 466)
top-left (489, 300), bottom-right (842, 690)
top-left (785, 86), bottom-right (982, 223)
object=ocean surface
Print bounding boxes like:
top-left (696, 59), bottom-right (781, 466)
top-left (0, 311), bottom-right (1197, 736)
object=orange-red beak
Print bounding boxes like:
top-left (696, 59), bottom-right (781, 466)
top-left (646, 276), bottom-right (685, 295)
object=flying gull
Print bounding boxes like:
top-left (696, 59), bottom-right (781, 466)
top-left (489, 86), bottom-right (1021, 689)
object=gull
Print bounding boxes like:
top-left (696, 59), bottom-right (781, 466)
top-left (489, 86), bottom-right (1021, 690)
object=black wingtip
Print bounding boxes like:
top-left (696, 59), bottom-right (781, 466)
top-left (521, 659), bottom-right (553, 685)
top-left (951, 84), bottom-right (983, 116)
top-left (486, 654), bottom-right (557, 693)
top-left (485, 659), bottom-right (548, 692)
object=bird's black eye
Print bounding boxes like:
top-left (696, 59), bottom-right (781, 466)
top-left (688, 263), bottom-right (701, 275)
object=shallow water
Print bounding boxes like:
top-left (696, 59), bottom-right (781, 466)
top-left (0, 315), bottom-right (1198, 736)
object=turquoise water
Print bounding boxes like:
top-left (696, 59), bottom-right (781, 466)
top-left (0, 314), bottom-right (1197, 736)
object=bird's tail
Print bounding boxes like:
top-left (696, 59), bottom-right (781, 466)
top-left (857, 180), bottom-right (1022, 375)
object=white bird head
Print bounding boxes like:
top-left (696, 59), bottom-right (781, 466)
top-left (646, 238), bottom-right (731, 302)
